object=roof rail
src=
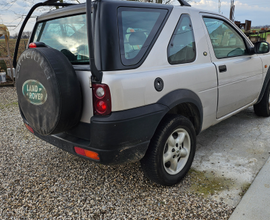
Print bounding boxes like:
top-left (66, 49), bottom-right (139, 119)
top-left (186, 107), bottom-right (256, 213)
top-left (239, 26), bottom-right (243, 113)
top-left (178, 0), bottom-right (191, 7)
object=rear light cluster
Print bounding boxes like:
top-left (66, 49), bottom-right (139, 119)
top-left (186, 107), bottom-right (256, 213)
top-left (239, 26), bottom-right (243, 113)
top-left (74, 146), bottom-right (100, 161)
top-left (92, 84), bottom-right (111, 115)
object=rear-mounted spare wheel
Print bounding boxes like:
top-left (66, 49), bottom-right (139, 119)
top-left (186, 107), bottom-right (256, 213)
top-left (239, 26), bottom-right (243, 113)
top-left (16, 47), bottom-right (82, 135)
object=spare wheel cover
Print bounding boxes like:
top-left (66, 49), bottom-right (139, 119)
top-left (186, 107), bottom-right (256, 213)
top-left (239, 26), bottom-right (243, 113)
top-left (16, 48), bottom-right (82, 135)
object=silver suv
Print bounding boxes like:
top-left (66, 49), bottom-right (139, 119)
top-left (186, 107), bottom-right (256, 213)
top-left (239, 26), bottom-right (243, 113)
top-left (14, 0), bottom-right (270, 185)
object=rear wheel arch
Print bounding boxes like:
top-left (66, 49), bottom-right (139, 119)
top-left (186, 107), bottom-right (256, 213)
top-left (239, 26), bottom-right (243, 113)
top-left (166, 102), bottom-right (201, 135)
top-left (157, 89), bottom-right (203, 135)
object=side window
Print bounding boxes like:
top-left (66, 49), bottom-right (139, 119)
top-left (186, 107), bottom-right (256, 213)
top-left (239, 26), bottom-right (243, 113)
top-left (118, 7), bottom-right (168, 66)
top-left (203, 17), bottom-right (247, 59)
top-left (168, 14), bottom-right (196, 64)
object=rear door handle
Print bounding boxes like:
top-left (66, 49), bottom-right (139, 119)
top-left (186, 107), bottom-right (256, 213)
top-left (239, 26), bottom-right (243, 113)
top-left (219, 65), bottom-right (227, 73)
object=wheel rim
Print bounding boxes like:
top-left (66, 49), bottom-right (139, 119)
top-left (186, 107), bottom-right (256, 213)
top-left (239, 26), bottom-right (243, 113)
top-left (163, 128), bottom-right (191, 175)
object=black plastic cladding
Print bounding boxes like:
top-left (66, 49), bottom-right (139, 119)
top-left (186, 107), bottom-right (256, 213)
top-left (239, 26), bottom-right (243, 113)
top-left (256, 66), bottom-right (270, 104)
top-left (99, 0), bottom-right (173, 71)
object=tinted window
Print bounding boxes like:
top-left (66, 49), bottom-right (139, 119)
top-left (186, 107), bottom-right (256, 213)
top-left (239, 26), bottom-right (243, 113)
top-left (33, 14), bottom-right (89, 64)
top-left (203, 17), bottom-right (247, 59)
top-left (118, 7), bottom-right (168, 66)
top-left (168, 14), bottom-right (196, 64)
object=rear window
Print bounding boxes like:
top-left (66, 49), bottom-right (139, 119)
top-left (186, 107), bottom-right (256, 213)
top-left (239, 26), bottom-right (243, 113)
top-left (118, 7), bottom-right (168, 66)
top-left (33, 14), bottom-right (89, 64)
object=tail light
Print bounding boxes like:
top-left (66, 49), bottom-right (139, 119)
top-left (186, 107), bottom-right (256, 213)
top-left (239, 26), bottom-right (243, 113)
top-left (92, 84), bottom-right (111, 115)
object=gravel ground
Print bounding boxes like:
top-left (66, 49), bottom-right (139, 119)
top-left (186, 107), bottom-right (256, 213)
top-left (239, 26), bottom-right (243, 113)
top-left (0, 87), bottom-right (234, 219)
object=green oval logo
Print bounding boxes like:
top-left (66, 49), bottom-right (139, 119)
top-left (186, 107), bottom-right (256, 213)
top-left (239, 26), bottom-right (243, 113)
top-left (22, 80), bottom-right (47, 105)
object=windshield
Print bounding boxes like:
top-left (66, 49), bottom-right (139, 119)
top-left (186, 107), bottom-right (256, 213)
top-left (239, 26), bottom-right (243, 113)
top-left (33, 14), bottom-right (89, 64)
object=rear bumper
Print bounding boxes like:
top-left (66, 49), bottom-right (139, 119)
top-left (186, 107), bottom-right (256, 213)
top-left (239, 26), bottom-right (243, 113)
top-left (35, 132), bottom-right (149, 164)
top-left (27, 103), bottom-right (168, 164)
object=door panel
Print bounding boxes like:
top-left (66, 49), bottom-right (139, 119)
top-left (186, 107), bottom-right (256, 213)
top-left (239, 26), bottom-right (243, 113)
top-left (202, 15), bottom-right (263, 118)
top-left (214, 56), bottom-right (262, 118)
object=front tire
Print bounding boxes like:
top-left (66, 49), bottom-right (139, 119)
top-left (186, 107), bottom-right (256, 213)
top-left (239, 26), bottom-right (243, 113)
top-left (254, 82), bottom-right (270, 117)
top-left (140, 115), bottom-right (196, 186)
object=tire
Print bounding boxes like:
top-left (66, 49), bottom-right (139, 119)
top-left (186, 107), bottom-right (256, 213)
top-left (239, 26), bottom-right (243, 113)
top-left (16, 48), bottom-right (82, 135)
top-left (140, 115), bottom-right (196, 186)
top-left (254, 82), bottom-right (270, 117)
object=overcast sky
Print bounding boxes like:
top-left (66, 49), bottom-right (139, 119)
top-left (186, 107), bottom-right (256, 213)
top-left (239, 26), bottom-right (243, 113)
top-left (0, 0), bottom-right (269, 35)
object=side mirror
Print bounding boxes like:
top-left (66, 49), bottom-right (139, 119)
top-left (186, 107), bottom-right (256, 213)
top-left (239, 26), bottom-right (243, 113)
top-left (254, 41), bottom-right (270, 54)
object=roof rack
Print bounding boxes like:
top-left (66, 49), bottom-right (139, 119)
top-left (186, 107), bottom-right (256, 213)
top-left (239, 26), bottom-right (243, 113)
top-left (178, 0), bottom-right (191, 7)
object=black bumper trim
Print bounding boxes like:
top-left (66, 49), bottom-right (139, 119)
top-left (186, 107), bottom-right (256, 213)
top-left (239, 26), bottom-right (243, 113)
top-left (35, 132), bottom-right (149, 164)
top-left (29, 103), bottom-right (168, 164)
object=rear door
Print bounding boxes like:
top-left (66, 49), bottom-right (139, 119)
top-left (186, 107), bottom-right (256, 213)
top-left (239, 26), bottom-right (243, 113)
top-left (201, 14), bottom-right (263, 118)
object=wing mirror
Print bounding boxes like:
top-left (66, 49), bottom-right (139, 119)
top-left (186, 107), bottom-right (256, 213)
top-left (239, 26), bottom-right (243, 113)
top-left (254, 41), bottom-right (270, 54)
